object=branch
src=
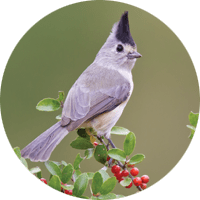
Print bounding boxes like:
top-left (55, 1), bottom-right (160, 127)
top-left (97, 136), bottom-right (107, 147)
top-left (107, 137), bottom-right (143, 192)
top-left (90, 135), bottom-right (143, 191)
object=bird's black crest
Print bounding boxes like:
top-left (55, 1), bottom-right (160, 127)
top-left (116, 11), bottom-right (135, 47)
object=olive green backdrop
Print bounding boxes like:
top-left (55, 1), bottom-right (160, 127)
top-left (1, 1), bottom-right (199, 197)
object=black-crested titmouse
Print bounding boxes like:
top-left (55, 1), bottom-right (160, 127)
top-left (21, 11), bottom-right (142, 162)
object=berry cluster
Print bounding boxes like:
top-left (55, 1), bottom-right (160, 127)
top-left (40, 178), bottom-right (73, 195)
top-left (61, 182), bottom-right (73, 195)
top-left (111, 165), bottom-right (149, 190)
top-left (64, 189), bottom-right (73, 195)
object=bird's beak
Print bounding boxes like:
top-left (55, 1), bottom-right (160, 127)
top-left (127, 51), bottom-right (142, 59)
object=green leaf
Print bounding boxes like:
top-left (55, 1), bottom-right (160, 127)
top-left (51, 161), bottom-right (62, 167)
top-left (123, 132), bottom-right (136, 156)
top-left (61, 184), bottom-right (74, 190)
top-left (187, 125), bottom-right (196, 139)
top-left (100, 177), bottom-right (117, 195)
top-left (94, 144), bottom-right (107, 164)
top-left (87, 172), bottom-right (94, 180)
top-left (49, 174), bottom-right (53, 181)
top-left (70, 137), bottom-right (94, 149)
top-left (85, 148), bottom-right (94, 159)
top-left (98, 193), bottom-right (117, 199)
top-left (56, 114), bottom-right (62, 120)
top-left (73, 173), bottom-right (89, 197)
top-left (80, 196), bottom-right (90, 199)
top-left (30, 167), bottom-right (42, 179)
top-left (48, 175), bottom-right (61, 191)
top-left (57, 91), bottom-right (65, 102)
top-left (116, 194), bottom-right (125, 198)
top-left (186, 125), bottom-right (196, 131)
top-left (74, 153), bottom-right (84, 170)
top-left (107, 149), bottom-right (126, 162)
top-left (189, 129), bottom-right (195, 139)
top-left (189, 111), bottom-right (199, 127)
top-left (77, 128), bottom-right (90, 140)
top-left (20, 157), bottom-right (28, 168)
top-left (120, 178), bottom-right (132, 187)
top-left (14, 147), bottom-right (21, 159)
top-left (98, 193), bottom-right (125, 199)
top-left (45, 161), bottom-right (62, 179)
top-left (36, 98), bottom-right (60, 112)
top-left (74, 170), bottom-right (82, 182)
top-left (36, 171), bottom-right (42, 179)
top-left (92, 172), bottom-right (103, 195)
top-left (62, 163), bottom-right (74, 184)
top-left (110, 126), bottom-right (130, 135)
top-left (98, 170), bottom-right (110, 183)
top-left (30, 166), bottom-right (41, 174)
top-left (61, 160), bottom-right (68, 166)
top-left (129, 154), bottom-right (145, 165)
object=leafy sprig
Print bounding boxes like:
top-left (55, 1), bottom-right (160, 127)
top-left (13, 91), bottom-right (150, 198)
top-left (186, 111), bottom-right (199, 139)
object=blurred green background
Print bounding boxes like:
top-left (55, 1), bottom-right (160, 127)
top-left (1, 0), bottom-right (199, 197)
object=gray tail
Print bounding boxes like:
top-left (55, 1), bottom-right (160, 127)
top-left (21, 121), bottom-right (69, 162)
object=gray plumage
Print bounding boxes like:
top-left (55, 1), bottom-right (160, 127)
top-left (21, 121), bottom-right (68, 162)
top-left (21, 11), bottom-right (141, 162)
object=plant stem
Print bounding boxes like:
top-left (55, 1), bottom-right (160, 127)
top-left (107, 138), bottom-right (116, 148)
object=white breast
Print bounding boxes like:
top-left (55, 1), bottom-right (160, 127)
top-left (82, 82), bottom-right (133, 139)
top-left (81, 66), bottom-right (134, 138)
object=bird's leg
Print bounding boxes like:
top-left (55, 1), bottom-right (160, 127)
top-left (97, 136), bottom-right (107, 147)
top-left (107, 138), bottom-right (117, 166)
top-left (106, 143), bottom-right (110, 150)
top-left (108, 157), bottom-right (113, 166)
top-left (107, 138), bottom-right (116, 148)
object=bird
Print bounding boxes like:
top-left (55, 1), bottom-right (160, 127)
top-left (21, 11), bottom-right (142, 162)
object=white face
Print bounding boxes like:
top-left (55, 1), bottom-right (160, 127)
top-left (112, 43), bottom-right (138, 66)
top-left (94, 23), bottom-right (141, 70)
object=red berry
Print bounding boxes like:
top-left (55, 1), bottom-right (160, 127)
top-left (40, 178), bottom-right (47, 184)
top-left (114, 171), bottom-right (123, 180)
top-left (141, 175), bottom-right (149, 183)
top-left (125, 181), bottom-right (133, 188)
top-left (140, 183), bottom-right (147, 189)
top-left (68, 190), bottom-right (73, 195)
top-left (133, 177), bottom-right (142, 186)
top-left (64, 190), bottom-right (69, 194)
top-left (130, 167), bottom-right (139, 176)
top-left (94, 142), bottom-right (98, 146)
top-left (121, 170), bottom-right (129, 177)
top-left (107, 156), bottom-right (110, 161)
top-left (111, 165), bottom-right (121, 174)
top-left (127, 164), bottom-right (135, 168)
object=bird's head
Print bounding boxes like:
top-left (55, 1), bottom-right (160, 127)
top-left (95, 11), bottom-right (142, 70)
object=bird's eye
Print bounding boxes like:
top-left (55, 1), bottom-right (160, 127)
top-left (116, 44), bottom-right (123, 52)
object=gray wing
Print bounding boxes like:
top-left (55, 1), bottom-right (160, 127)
top-left (61, 82), bottom-right (131, 128)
